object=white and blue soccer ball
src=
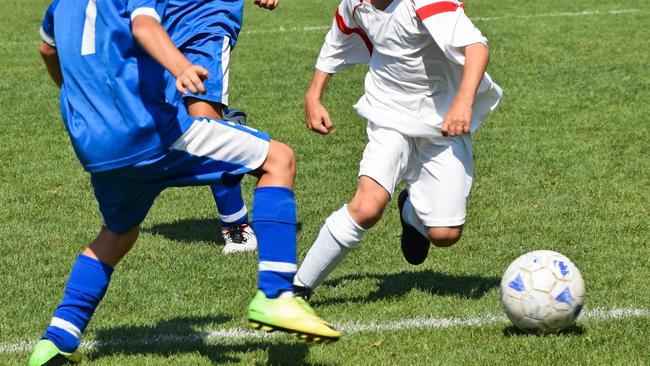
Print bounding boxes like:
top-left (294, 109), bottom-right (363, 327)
top-left (499, 250), bottom-right (585, 332)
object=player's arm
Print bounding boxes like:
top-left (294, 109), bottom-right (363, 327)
top-left (413, 0), bottom-right (490, 136)
top-left (304, 0), bottom-right (371, 135)
top-left (130, 14), bottom-right (207, 95)
top-left (39, 1), bottom-right (62, 87)
top-left (39, 42), bottom-right (62, 88)
top-left (442, 42), bottom-right (489, 137)
top-left (304, 69), bottom-right (334, 135)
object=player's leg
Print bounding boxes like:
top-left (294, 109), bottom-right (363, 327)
top-left (399, 134), bottom-right (474, 264)
top-left (165, 117), bottom-right (340, 341)
top-left (294, 124), bottom-right (408, 298)
top-left (29, 176), bottom-right (159, 365)
top-left (179, 35), bottom-right (255, 252)
top-left (186, 98), bottom-right (256, 253)
top-left (245, 140), bottom-right (339, 342)
top-left (213, 107), bottom-right (257, 254)
top-left (293, 176), bottom-right (389, 297)
top-left (28, 228), bottom-right (135, 366)
top-left (185, 98), bottom-right (224, 119)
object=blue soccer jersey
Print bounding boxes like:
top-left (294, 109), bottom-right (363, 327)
top-left (40, 0), bottom-right (190, 173)
top-left (163, 0), bottom-right (243, 49)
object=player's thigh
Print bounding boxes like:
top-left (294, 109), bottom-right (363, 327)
top-left (90, 173), bottom-right (161, 235)
top-left (407, 134), bottom-right (474, 228)
top-left (358, 123), bottom-right (411, 199)
top-left (181, 35), bottom-right (232, 105)
top-left (185, 98), bottom-right (223, 120)
top-left (166, 118), bottom-right (271, 185)
top-left (89, 119), bottom-right (270, 232)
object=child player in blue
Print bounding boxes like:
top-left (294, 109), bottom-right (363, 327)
top-left (30, 0), bottom-right (340, 364)
top-left (162, 0), bottom-right (279, 254)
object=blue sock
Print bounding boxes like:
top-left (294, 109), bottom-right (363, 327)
top-left (251, 187), bottom-right (297, 298)
top-left (43, 254), bottom-right (113, 352)
top-left (211, 184), bottom-right (248, 227)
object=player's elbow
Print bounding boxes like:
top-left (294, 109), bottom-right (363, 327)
top-left (39, 42), bottom-right (57, 59)
top-left (131, 19), bottom-right (147, 44)
top-left (131, 16), bottom-right (157, 45)
top-left (466, 42), bottom-right (490, 63)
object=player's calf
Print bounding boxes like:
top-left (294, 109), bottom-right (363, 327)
top-left (293, 205), bottom-right (366, 293)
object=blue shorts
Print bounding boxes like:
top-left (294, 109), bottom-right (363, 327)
top-left (166, 35), bottom-right (232, 107)
top-left (91, 118), bottom-right (270, 233)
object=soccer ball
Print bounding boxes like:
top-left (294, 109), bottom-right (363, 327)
top-left (499, 250), bottom-right (585, 332)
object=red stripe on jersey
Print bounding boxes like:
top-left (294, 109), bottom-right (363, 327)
top-left (335, 7), bottom-right (373, 55)
top-left (415, 1), bottom-right (464, 21)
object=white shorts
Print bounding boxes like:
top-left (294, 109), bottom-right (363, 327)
top-left (358, 123), bottom-right (474, 227)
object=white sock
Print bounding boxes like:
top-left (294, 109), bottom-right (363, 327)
top-left (402, 197), bottom-right (429, 238)
top-left (278, 291), bottom-right (294, 299)
top-left (294, 205), bottom-right (366, 289)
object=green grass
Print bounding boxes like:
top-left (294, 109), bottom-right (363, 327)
top-left (1, 0), bottom-right (649, 364)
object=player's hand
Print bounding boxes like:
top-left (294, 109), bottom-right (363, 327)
top-left (441, 100), bottom-right (472, 137)
top-left (254, 0), bottom-right (279, 10)
top-left (304, 94), bottom-right (335, 135)
top-left (175, 65), bottom-right (209, 95)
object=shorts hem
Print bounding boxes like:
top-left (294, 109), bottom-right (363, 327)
top-left (103, 222), bottom-right (140, 235)
top-left (182, 94), bottom-right (225, 106)
top-left (357, 172), bottom-right (395, 198)
top-left (421, 217), bottom-right (466, 228)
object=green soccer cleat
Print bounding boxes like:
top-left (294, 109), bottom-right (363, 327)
top-left (28, 339), bottom-right (82, 366)
top-left (248, 291), bottom-right (341, 343)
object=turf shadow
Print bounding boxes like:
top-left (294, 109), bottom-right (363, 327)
top-left (502, 323), bottom-right (585, 337)
top-left (314, 269), bottom-right (500, 306)
top-left (88, 315), bottom-right (322, 364)
top-left (143, 218), bottom-right (303, 245)
top-left (144, 218), bottom-right (225, 245)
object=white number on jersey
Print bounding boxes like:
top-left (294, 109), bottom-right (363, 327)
top-left (81, 0), bottom-right (97, 55)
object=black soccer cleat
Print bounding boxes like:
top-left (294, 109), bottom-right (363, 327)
top-left (293, 285), bottom-right (313, 302)
top-left (397, 189), bottom-right (430, 265)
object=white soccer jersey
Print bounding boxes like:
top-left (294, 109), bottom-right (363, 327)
top-left (316, 0), bottom-right (503, 137)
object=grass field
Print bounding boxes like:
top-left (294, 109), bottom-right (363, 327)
top-left (1, 0), bottom-right (649, 364)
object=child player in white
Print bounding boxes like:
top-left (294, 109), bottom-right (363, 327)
top-left (293, 0), bottom-right (503, 296)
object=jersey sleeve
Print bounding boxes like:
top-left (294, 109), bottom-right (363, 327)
top-left (127, 0), bottom-right (161, 22)
top-left (39, 1), bottom-right (58, 47)
top-left (412, 0), bottom-right (487, 64)
top-left (315, 0), bottom-right (372, 74)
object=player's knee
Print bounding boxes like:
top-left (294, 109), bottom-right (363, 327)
top-left (274, 141), bottom-right (296, 175)
top-left (265, 141), bottom-right (296, 175)
top-left (427, 226), bottom-right (462, 247)
top-left (347, 199), bottom-right (385, 229)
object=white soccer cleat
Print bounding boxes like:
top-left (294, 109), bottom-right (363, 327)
top-left (222, 224), bottom-right (257, 254)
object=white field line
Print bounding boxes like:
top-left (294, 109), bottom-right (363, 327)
top-left (471, 8), bottom-right (640, 21)
top-left (1, 307), bottom-right (648, 354)
top-left (242, 9), bottom-right (641, 34)
top-left (240, 8), bottom-right (641, 34)
top-left (2, 8), bottom-right (641, 47)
